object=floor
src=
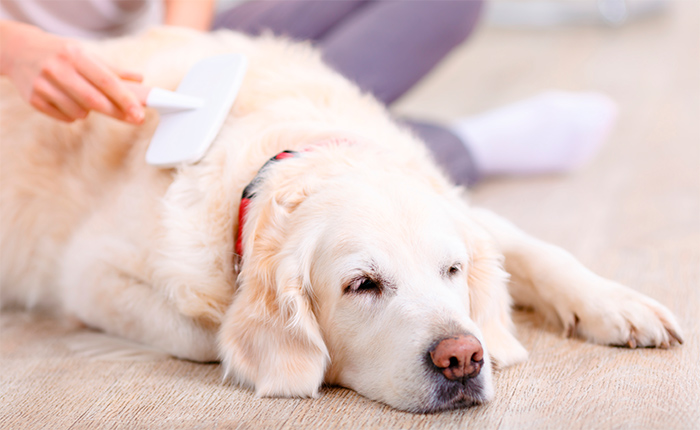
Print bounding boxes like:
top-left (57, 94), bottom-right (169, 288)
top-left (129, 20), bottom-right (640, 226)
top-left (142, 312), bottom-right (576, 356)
top-left (1, 1), bottom-right (699, 428)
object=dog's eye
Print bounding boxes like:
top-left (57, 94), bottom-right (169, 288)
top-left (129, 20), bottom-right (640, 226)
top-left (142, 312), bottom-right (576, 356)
top-left (344, 277), bottom-right (381, 295)
top-left (447, 264), bottom-right (462, 277)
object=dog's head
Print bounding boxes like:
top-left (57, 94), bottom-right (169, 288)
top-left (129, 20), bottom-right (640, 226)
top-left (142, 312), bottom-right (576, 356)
top-left (218, 144), bottom-right (527, 412)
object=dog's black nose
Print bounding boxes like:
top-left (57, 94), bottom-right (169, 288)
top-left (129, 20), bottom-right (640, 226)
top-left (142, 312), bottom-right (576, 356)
top-left (429, 335), bottom-right (484, 380)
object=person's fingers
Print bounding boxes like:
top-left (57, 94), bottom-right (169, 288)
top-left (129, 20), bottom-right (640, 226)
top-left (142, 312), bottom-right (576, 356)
top-left (43, 60), bottom-right (124, 119)
top-left (112, 67), bottom-right (143, 83)
top-left (29, 93), bottom-right (74, 122)
top-left (33, 77), bottom-right (89, 121)
top-left (69, 46), bottom-right (144, 123)
top-left (123, 82), bottom-right (151, 106)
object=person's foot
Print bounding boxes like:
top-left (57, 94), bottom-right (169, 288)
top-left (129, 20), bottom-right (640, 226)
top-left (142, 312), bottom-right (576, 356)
top-left (450, 91), bottom-right (618, 176)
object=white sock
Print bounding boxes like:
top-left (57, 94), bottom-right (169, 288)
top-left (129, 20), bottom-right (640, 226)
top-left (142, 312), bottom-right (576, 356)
top-left (450, 91), bottom-right (618, 175)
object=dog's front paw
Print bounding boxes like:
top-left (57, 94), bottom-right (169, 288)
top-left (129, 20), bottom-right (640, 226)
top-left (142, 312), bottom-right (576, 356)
top-left (559, 281), bottom-right (683, 349)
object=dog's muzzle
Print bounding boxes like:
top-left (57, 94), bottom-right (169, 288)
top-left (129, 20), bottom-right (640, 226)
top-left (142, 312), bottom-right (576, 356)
top-left (423, 334), bottom-right (488, 412)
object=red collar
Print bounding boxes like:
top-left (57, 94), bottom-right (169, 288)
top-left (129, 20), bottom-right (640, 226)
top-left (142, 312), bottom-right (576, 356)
top-left (235, 150), bottom-right (299, 258)
top-left (234, 136), bottom-right (358, 260)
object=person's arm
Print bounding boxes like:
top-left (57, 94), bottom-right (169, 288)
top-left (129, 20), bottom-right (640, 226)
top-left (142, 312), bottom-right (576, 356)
top-left (0, 20), bottom-right (146, 123)
top-left (164, 0), bottom-right (216, 31)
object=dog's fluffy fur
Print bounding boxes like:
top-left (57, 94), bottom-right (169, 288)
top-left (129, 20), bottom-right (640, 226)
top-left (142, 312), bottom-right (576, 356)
top-left (0, 28), bottom-right (683, 412)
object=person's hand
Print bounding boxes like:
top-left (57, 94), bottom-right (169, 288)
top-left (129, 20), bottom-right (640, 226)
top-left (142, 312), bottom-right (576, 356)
top-left (0, 21), bottom-right (146, 124)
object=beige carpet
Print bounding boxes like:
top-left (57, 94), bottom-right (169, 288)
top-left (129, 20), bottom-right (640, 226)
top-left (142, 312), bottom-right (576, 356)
top-left (2, 1), bottom-right (699, 428)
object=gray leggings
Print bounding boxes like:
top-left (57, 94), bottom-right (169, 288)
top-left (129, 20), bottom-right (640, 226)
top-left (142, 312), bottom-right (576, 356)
top-left (214, 0), bottom-right (483, 185)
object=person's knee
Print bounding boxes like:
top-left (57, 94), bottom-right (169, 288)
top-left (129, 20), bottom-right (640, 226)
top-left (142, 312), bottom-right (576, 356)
top-left (427, 0), bottom-right (485, 47)
top-left (379, 0), bottom-right (484, 49)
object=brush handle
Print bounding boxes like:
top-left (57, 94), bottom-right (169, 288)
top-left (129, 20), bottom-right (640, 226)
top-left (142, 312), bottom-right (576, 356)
top-left (146, 88), bottom-right (204, 114)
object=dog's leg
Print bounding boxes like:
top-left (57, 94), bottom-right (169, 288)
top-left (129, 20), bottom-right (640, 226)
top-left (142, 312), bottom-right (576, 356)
top-left (60, 258), bottom-right (219, 362)
top-left (470, 208), bottom-right (684, 348)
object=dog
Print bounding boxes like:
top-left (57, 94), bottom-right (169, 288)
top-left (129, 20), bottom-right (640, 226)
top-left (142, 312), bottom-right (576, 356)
top-left (0, 27), bottom-right (683, 413)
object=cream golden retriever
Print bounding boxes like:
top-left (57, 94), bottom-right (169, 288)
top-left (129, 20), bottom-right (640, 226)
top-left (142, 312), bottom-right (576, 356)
top-left (0, 28), bottom-right (683, 413)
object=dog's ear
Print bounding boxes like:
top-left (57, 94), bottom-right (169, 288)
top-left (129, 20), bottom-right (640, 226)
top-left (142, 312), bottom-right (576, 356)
top-left (457, 208), bottom-right (529, 368)
top-left (218, 171), bottom-right (329, 398)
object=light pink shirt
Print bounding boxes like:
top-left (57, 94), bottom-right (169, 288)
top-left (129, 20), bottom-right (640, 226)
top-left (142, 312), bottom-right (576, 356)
top-left (0, 0), bottom-right (163, 39)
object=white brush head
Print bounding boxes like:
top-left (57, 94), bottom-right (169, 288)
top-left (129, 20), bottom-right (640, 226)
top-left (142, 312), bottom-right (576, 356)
top-left (145, 54), bottom-right (248, 167)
